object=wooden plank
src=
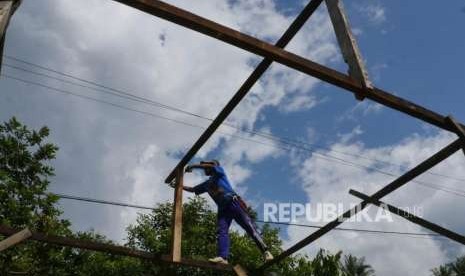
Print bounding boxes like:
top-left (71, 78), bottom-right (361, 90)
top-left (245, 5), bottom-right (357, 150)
top-left (129, 0), bottom-right (465, 183)
top-left (0, 224), bottom-right (233, 271)
top-left (260, 139), bottom-right (462, 271)
top-left (166, 256), bottom-right (234, 271)
top-left (446, 115), bottom-right (465, 155)
top-left (0, 0), bottom-right (13, 72)
top-left (0, 1), bottom-right (13, 38)
top-left (170, 167), bottom-right (184, 262)
top-left (163, 0), bottom-right (323, 184)
top-left (233, 264), bottom-right (248, 276)
top-left (0, 228), bottom-right (31, 252)
top-left (350, 189), bottom-right (465, 245)
top-left (325, 0), bottom-right (372, 100)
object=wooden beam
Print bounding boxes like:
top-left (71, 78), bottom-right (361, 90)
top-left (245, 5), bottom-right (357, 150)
top-left (0, 0), bottom-right (13, 72)
top-left (0, 228), bottom-right (31, 252)
top-left (125, 0), bottom-right (465, 184)
top-left (350, 189), bottom-right (465, 245)
top-left (233, 264), bottom-right (248, 276)
top-left (170, 167), bottom-right (184, 262)
top-left (325, 0), bottom-right (372, 100)
top-left (260, 139), bottom-right (462, 271)
top-left (0, 224), bottom-right (234, 271)
top-left (162, 0), bottom-right (323, 184)
top-left (445, 115), bottom-right (465, 155)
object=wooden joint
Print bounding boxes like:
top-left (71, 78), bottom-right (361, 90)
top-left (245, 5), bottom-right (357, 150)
top-left (0, 228), bottom-right (32, 252)
top-left (445, 115), bottom-right (465, 156)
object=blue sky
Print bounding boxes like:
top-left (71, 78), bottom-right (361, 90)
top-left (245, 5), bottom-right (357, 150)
top-left (220, 0), bottom-right (465, 226)
top-left (1, 0), bottom-right (465, 275)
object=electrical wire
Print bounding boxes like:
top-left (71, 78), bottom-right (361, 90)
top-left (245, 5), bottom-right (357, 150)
top-left (4, 55), bottom-right (465, 185)
top-left (3, 73), bottom-right (465, 198)
top-left (52, 192), bottom-right (445, 239)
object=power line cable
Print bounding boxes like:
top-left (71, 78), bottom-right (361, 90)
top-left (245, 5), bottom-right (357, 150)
top-left (253, 220), bottom-right (444, 240)
top-left (3, 73), bottom-right (465, 198)
top-left (52, 192), bottom-right (445, 239)
top-left (4, 55), bottom-right (465, 184)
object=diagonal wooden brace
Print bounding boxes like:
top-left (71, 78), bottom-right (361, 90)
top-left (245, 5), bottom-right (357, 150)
top-left (259, 139), bottom-right (462, 271)
top-left (445, 115), bottom-right (465, 156)
top-left (350, 189), bottom-right (465, 245)
top-left (0, 227), bottom-right (32, 252)
top-left (325, 0), bottom-right (372, 101)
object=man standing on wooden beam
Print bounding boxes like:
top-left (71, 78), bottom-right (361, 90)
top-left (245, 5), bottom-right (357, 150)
top-left (171, 160), bottom-right (273, 265)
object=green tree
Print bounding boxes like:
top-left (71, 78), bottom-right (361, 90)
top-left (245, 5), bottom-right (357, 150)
top-left (341, 255), bottom-right (375, 276)
top-left (126, 196), bottom-right (355, 275)
top-left (0, 117), bottom-right (374, 275)
top-left (0, 117), bottom-right (145, 276)
top-left (432, 256), bottom-right (465, 276)
top-left (0, 117), bottom-right (72, 274)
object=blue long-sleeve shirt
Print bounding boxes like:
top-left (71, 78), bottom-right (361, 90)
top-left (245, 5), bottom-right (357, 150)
top-left (193, 166), bottom-right (236, 210)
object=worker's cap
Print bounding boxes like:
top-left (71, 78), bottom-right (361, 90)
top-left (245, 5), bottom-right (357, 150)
top-left (200, 159), bottom-right (220, 166)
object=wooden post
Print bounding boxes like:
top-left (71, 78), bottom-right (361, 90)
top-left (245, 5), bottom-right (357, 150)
top-left (233, 264), bottom-right (248, 276)
top-left (170, 167), bottom-right (184, 262)
top-left (0, 228), bottom-right (32, 252)
top-left (325, 0), bottom-right (372, 100)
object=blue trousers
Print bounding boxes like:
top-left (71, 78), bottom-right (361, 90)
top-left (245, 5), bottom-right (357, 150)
top-left (217, 200), bottom-right (267, 259)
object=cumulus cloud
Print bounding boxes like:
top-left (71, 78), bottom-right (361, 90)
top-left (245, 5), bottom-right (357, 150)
top-left (284, 129), bottom-right (465, 275)
top-left (1, 0), bottom-right (337, 241)
top-left (337, 101), bottom-right (384, 123)
top-left (357, 2), bottom-right (387, 24)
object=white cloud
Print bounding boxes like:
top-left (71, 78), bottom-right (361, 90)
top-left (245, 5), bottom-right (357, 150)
top-left (337, 101), bottom-right (384, 122)
top-left (285, 129), bottom-right (465, 275)
top-left (279, 94), bottom-right (318, 113)
top-left (358, 3), bottom-right (387, 24)
top-left (2, 0), bottom-right (337, 241)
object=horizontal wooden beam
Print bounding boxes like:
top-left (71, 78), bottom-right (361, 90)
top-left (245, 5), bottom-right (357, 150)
top-left (350, 189), bottom-right (465, 245)
top-left (162, 0), bottom-right (323, 184)
top-left (260, 139), bottom-right (462, 271)
top-left (111, 0), bottom-right (465, 182)
top-left (0, 224), bottom-right (233, 272)
top-left (0, 228), bottom-right (31, 252)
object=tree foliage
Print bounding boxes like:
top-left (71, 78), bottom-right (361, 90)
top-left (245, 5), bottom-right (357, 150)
top-left (0, 117), bottom-right (376, 275)
top-left (0, 117), bottom-right (72, 274)
top-left (341, 255), bottom-right (375, 276)
top-left (432, 256), bottom-right (465, 276)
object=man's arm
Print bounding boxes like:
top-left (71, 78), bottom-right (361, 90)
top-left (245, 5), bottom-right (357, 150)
top-left (183, 186), bottom-right (195, 193)
top-left (169, 180), bottom-right (195, 193)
